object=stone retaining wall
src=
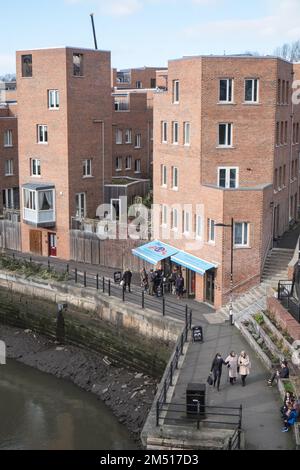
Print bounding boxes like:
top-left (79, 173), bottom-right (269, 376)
top-left (267, 297), bottom-right (300, 341)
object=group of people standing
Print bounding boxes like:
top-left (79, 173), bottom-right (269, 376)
top-left (210, 351), bottom-right (251, 391)
top-left (140, 267), bottom-right (185, 299)
top-left (280, 391), bottom-right (300, 432)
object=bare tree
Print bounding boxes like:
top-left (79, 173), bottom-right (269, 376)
top-left (274, 40), bottom-right (300, 62)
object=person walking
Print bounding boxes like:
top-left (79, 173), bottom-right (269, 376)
top-left (122, 268), bottom-right (132, 293)
top-left (210, 353), bottom-right (227, 391)
top-left (225, 351), bottom-right (238, 385)
top-left (148, 269), bottom-right (156, 296)
top-left (175, 273), bottom-right (184, 300)
top-left (238, 351), bottom-right (251, 387)
top-left (267, 360), bottom-right (289, 387)
top-left (140, 268), bottom-right (148, 292)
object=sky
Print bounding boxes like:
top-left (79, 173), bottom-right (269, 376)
top-left (1, 0), bottom-right (300, 75)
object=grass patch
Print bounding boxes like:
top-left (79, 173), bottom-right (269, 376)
top-left (0, 255), bottom-right (68, 282)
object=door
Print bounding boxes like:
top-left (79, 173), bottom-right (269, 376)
top-left (48, 233), bottom-right (57, 257)
top-left (187, 270), bottom-right (196, 298)
top-left (205, 270), bottom-right (215, 305)
top-left (29, 230), bottom-right (42, 255)
top-left (111, 199), bottom-right (120, 221)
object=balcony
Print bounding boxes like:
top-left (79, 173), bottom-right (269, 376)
top-left (22, 183), bottom-right (56, 228)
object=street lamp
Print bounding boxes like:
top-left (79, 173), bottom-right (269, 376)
top-left (215, 218), bottom-right (234, 326)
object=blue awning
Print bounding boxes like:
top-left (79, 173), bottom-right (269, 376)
top-left (171, 251), bottom-right (217, 276)
top-left (132, 240), bottom-right (179, 265)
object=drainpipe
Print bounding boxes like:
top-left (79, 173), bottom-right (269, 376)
top-left (94, 120), bottom-right (105, 204)
top-left (288, 69), bottom-right (295, 224)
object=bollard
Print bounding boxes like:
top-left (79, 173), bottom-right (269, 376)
top-left (96, 274), bottom-right (99, 290)
top-left (108, 279), bottom-right (111, 296)
top-left (84, 271), bottom-right (87, 287)
top-left (103, 277), bottom-right (105, 293)
top-left (75, 268), bottom-right (78, 283)
top-left (162, 297), bottom-right (166, 316)
top-left (66, 264), bottom-right (69, 275)
top-left (142, 291), bottom-right (145, 309)
top-left (122, 285), bottom-right (125, 302)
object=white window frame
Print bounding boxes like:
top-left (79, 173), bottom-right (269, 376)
top-left (245, 78), bottom-right (259, 103)
top-left (116, 129), bottom-right (123, 145)
top-left (134, 159), bottom-right (141, 174)
top-left (219, 78), bottom-right (233, 103)
top-left (172, 208), bottom-right (178, 231)
top-left (4, 188), bottom-right (16, 209)
top-left (83, 159), bottom-right (92, 177)
top-left (115, 156), bottom-right (122, 172)
top-left (4, 130), bottom-right (13, 147)
top-left (48, 90), bottom-right (60, 109)
top-left (208, 219), bottom-right (215, 244)
top-left (172, 166), bottom-right (178, 190)
top-left (161, 164), bottom-right (167, 187)
top-left (5, 159), bottom-right (14, 176)
top-left (125, 129), bottom-right (132, 144)
top-left (172, 122), bottom-right (179, 145)
top-left (218, 123), bottom-right (232, 147)
top-left (136, 81), bottom-right (142, 89)
top-left (37, 125), bottom-right (48, 144)
top-left (184, 122), bottom-right (191, 146)
top-left (234, 222), bottom-right (250, 248)
top-left (75, 192), bottom-right (86, 219)
top-left (30, 158), bottom-right (41, 177)
top-left (135, 134), bottom-right (141, 149)
top-left (162, 204), bottom-right (168, 227)
top-left (162, 121), bottom-right (168, 143)
top-left (218, 167), bottom-right (239, 189)
top-left (196, 215), bottom-right (203, 240)
top-left (184, 211), bottom-right (191, 234)
top-left (173, 80), bottom-right (180, 104)
top-left (125, 156), bottom-right (132, 170)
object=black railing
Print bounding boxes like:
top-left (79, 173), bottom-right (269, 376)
top-left (5, 252), bottom-right (191, 320)
top-left (278, 281), bottom-right (300, 323)
top-left (156, 310), bottom-right (192, 426)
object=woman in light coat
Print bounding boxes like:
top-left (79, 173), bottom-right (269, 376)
top-left (238, 351), bottom-right (251, 387)
top-left (225, 351), bottom-right (238, 385)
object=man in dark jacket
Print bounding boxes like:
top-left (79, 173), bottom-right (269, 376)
top-left (122, 268), bottom-right (132, 293)
top-left (210, 353), bottom-right (227, 391)
top-left (268, 360), bottom-right (290, 386)
top-left (175, 274), bottom-right (184, 300)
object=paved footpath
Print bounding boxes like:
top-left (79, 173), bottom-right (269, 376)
top-left (170, 320), bottom-right (294, 450)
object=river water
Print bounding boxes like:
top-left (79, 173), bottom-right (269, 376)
top-left (0, 360), bottom-right (136, 450)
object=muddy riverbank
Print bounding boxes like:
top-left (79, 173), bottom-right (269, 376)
top-left (0, 324), bottom-right (158, 446)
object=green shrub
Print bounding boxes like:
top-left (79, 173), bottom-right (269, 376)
top-left (254, 313), bottom-right (265, 325)
top-left (283, 381), bottom-right (295, 394)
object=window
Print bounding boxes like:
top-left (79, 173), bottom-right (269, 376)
top-left (208, 219), bottom-right (215, 243)
top-left (162, 205), bottom-right (168, 226)
top-left (135, 134), bottom-right (141, 148)
top-left (161, 164), bottom-right (167, 186)
top-left (218, 168), bottom-right (238, 189)
top-left (48, 90), bottom-right (60, 109)
top-left (73, 53), bottom-right (84, 77)
top-left (219, 79), bottom-right (233, 102)
top-left (196, 215), bottom-right (202, 239)
top-left (5, 160), bottom-right (13, 176)
top-left (173, 80), bottom-right (180, 103)
top-left (162, 121), bottom-right (168, 143)
top-left (31, 159), bottom-right (41, 176)
top-left (75, 193), bottom-right (86, 218)
top-left (125, 129), bottom-right (132, 144)
top-left (136, 81), bottom-right (142, 89)
top-left (279, 166), bottom-right (282, 188)
top-left (276, 122), bottom-right (280, 146)
top-left (116, 129), bottom-right (122, 145)
top-left (83, 159), bottom-right (92, 177)
top-left (184, 122), bottom-right (191, 146)
top-left (172, 208), bottom-right (178, 230)
top-left (172, 122), bottom-right (179, 144)
top-left (282, 81), bottom-right (285, 104)
top-left (277, 79), bottom-right (281, 104)
top-left (245, 79), bottom-right (259, 103)
top-left (283, 165), bottom-right (286, 186)
top-left (4, 130), bottom-right (13, 147)
top-left (234, 222), bottom-right (249, 247)
top-left (22, 54), bottom-right (32, 77)
top-left (115, 156), bottom-right (122, 171)
top-left (134, 159), bottom-right (141, 173)
top-left (125, 156), bottom-right (132, 170)
top-left (38, 190), bottom-right (54, 211)
top-left (150, 78), bottom-right (156, 88)
top-left (23, 189), bottom-right (36, 210)
top-left (297, 123), bottom-right (300, 144)
top-left (3, 188), bottom-right (18, 210)
top-left (184, 211), bottom-right (191, 233)
top-left (172, 166), bottom-right (178, 189)
top-left (37, 125), bottom-right (48, 144)
top-left (280, 122), bottom-right (284, 145)
top-left (218, 123), bottom-right (232, 147)
top-left (286, 81), bottom-right (289, 104)
top-left (274, 168), bottom-right (278, 190)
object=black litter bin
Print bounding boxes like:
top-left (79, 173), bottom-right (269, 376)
top-left (186, 383), bottom-right (206, 419)
top-left (192, 326), bottom-right (203, 342)
top-left (114, 272), bottom-right (122, 284)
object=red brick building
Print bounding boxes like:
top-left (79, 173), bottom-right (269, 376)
top-left (150, 55), bottom-right (300, 309)
top-left (0, 103), bottom-right (19, 216)
top-left (112, 67), bottom-right (166, 90)
top-left (16, 47), bottom-right (112, 259)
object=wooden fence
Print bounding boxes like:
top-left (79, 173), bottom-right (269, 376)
top-left (0, 220), bottom-right (21, 251)
top-left (70, 230), bottom-right (151, 271)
